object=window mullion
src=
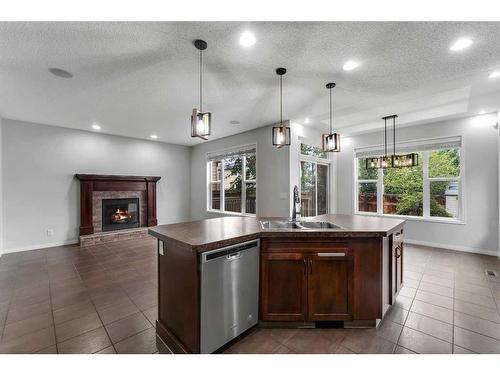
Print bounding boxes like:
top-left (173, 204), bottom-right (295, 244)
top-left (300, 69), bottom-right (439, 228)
top-left (423, 151), bottom-right (430, 217)
top-left (377, 168), bottom-right (384, 214)
top-left (241, 156), bottom-right (247, 214)
top-left (221, 159), bottom-right (225, 213)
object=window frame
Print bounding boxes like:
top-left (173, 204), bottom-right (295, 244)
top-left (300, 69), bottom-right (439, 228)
top-left (354, 143), bottom-right (465, 224)
top-left (299, 143), bottom-right (331, 217)
top-left (206, 148), bottom-right (257, 217)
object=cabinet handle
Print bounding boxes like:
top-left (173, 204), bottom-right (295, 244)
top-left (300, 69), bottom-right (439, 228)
top-left (309, 259), bottom-right (313, 274)
top-left (317, 252), bottom-right (345, 257)
top-left (394, 246), bottom-right (401, 258)
top-left (303, 259), bottom-right (307, 275)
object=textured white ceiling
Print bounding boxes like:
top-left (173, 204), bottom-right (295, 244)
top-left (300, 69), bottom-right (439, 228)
top-left (1, 22), bottom-right (500, 145)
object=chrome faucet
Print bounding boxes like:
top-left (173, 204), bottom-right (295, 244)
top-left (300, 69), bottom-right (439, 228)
top-left (292, 185), bottom-right (301, 221)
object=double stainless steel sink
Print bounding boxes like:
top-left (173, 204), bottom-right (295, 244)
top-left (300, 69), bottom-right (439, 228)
top-left (260, 220), bottom-right (342, 230)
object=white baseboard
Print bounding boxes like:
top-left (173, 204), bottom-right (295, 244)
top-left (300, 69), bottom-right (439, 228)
top-left (1, 239), bottom-right (79, 256)
top-left (405, 238), bottom-right (499, 257)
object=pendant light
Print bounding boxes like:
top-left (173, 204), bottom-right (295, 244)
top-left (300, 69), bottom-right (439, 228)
top-left (365, 116), bottom-right (393, 169)
top-left (191, 39), bottom-right (211, 140)
top-left (389, 115), bottom-right (419, 168)
top-left (272, 67), bottom-right (291, 148)
top-left (322, 82), bottom-right (340, 152)
top-left (365, 115), bottom-right (419, 169)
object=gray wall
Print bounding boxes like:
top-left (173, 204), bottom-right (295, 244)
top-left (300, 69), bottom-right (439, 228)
top-left (336, 113), bottom-right (499, 256)
top-left (190, 125), bottom-right (291, 220)
top-left (1, 119), bottom-right (191, 253)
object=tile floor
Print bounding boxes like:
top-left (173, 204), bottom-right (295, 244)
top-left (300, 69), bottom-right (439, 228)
top-left (1, 238), bottom-right (500, 354)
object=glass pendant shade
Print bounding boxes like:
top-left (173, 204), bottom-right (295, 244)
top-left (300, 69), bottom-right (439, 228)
top-left (191, 39), bottom-right (211, 141)
top-left (273, 67), bottom-right (290, 148)
top-left (272, 124), bottom-right (291, 148)
top-left (191, 108), bottom-right (211, 140)
top-left (322, 133), bottom-right (340, 152)
top-left (392, 153), bottom-right (418, 168)
top-left (365, 155), bottom-right (393, 169)
top-left (323, 82), bottom-right (340, 152)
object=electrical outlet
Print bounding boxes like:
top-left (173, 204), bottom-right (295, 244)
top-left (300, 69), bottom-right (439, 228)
top-left (47, 229), bottom-right (54, 237)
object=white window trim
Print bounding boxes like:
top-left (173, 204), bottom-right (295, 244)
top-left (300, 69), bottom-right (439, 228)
top-left (353, 139), bottom-right (466, 224)
top-left (299, 143), bottom-right (332, 217)
top-left (206, 144), bottom-right (257, 217)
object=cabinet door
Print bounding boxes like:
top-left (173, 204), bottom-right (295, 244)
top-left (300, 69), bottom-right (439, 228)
top-left (390, 231), bottom-right (404, 304)
top-left (307, 252), bottom-right (353, 321)
top-left (395, 243), bottom-right (403, 292)
top-left (260, 253), bottom-right (308, 321)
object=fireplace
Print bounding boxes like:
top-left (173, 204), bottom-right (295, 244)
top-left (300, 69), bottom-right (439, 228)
top-left (102, 198), bottom-right (140, 232)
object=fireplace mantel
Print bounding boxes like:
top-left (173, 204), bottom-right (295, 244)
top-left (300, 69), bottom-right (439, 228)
top-left (75, 174), bottom-right (161, 236)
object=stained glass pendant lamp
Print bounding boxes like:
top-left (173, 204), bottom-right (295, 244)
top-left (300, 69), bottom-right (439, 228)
top-left (191, 39), bottom-right (211, 140)
top-left (322, 83), bottom-right (340, 152)
top-left (272, 68), bottom-right (291, 148)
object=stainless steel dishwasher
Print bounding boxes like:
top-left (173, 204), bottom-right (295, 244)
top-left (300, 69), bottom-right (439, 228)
top-left (200, 239), bottom-right (260, 354)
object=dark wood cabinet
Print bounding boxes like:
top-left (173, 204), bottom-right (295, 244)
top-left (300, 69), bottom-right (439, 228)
top-left (307, 253), bottom-right (353, 321)
top-left (260, 240), bottom-right (354, 322)
top-left (389, 230), bottom-right (404, 304)
top-left (260, 252), bottom-right (308, 321)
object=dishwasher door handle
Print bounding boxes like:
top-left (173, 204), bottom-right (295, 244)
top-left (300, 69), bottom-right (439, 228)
top-left (226, 252), bottom-right (242, 261)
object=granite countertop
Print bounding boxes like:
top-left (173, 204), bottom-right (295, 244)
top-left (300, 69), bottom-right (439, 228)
top-left (148, 214), bottom-right (405, 253)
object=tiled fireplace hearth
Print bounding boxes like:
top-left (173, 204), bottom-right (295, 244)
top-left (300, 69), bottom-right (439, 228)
top-left (75, 174), bottom-right (161, 246)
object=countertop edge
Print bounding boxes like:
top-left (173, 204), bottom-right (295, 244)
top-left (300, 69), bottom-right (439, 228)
top-left (148, 221), bottom-right (405, 253)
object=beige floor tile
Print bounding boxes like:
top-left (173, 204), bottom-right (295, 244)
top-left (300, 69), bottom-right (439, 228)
top-left (418, 281), bottom-right (454, 298)
top-left (455, 282), bottom-right (492, 298)
top-left (454, 311), bottom-right (500, 340)
top-left (454, 300), bottom-right (500, 323)
top-left (405, 312), bottom-right (453, 342)
top-left (414, 290), bottom-right (453, 309)
top-left (421, 275), bottom-right (454, 288)
top-left (410, 300), bottom-right (453, 324)
top-left (398, 327), bottom-right (452, 354)
top-left (454, 289), bottom-right (497, 309)
top-left (384, 306), bottom-right (409, 326)
top-left (454, 326), bottom-right (500, 354)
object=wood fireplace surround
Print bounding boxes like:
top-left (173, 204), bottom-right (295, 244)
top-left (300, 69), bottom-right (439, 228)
top-left (75, 174), bottom-right (161, 236)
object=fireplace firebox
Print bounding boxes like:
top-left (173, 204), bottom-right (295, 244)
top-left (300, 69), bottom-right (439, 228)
top-left (102, 198), bottom-right (140, 232)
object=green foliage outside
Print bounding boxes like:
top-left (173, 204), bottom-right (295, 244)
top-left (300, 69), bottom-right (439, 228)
top-left (224, 154), bottom-right (256, 192)
top-left (359, 149), bottom-right (460, 217)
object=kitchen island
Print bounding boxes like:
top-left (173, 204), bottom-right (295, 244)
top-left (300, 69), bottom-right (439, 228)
top-left (149, 214), bottom-right (405, 354)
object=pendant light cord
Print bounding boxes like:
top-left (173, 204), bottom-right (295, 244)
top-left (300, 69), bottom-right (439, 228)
top-left (329, 87), bottom-right (333, 134)
top-left (384, 118), bottom-right (387, 157)
top-left (393, 116), bottom-right (396, 156)
top-left (199, 49), bottom-right (203, 111)
top-left (279, 74), bottom-right (283, 126)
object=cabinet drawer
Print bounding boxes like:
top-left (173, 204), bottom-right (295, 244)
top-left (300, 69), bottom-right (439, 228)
top-left (262, 238), bottom-right (349, 254)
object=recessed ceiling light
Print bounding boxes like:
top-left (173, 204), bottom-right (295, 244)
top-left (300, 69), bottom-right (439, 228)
top-left (304, 117), bottom-right (310, 124)
top-left (150, 134), bottom-right (158, 139)
top-left (478, 110), bottom-right (486, 115)
top-left (239, 31), bottom-right (256, 47)
top-left (343, 60), bottom-right (360, 71)
top-left (449, 38), bottom-right (473, 51)
top-left (489, 71), bottom-right (500, 79)
top-left (91, 124), bottom-right (101, 130)
top-left (48, 67), bottom-right (73, 78)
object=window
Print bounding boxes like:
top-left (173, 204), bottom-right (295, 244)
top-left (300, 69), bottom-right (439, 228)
top-left (300, 143), bottom-right (330, 217)
top-left (208, 146), bottom-right (256, 215)
top-left (355, 138), bottom-right (462, 221)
